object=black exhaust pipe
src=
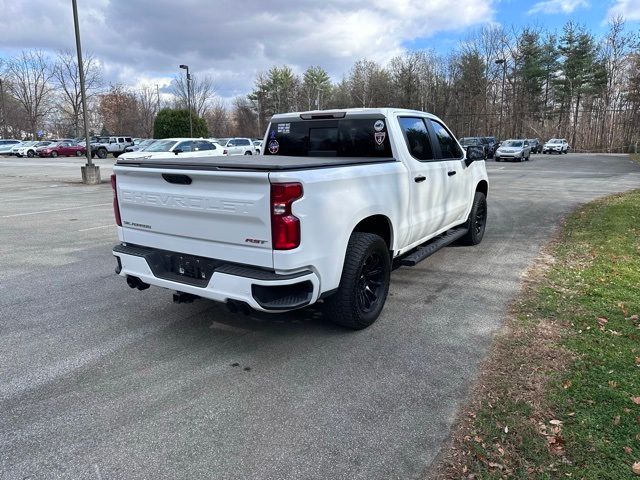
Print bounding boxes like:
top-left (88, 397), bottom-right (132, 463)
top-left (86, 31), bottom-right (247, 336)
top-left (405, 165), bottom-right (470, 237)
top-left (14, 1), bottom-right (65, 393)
top-left (226, 299), bottom-right (251, 315)
top-left (126, 275), bottom-right (149, 291)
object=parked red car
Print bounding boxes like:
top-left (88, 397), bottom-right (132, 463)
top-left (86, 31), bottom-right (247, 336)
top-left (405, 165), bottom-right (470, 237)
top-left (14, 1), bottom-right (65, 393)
top-left (37, 141), bottom-right (86, 158)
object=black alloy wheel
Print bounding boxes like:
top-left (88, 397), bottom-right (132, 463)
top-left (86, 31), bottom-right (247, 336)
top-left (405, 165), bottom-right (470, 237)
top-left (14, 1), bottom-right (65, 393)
top-left (356, 252), bottom-right (385, 314)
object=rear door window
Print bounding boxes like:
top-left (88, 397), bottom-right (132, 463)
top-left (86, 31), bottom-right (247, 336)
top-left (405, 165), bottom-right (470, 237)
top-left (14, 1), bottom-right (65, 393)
top-left (398, 117), bottom-right (434, 161)
top-left (429, 120), bottom-right (463, 159)
top-left (176, 141), bottom-right (193, 152)
top-left (264, 118), bottom-right (392, 157)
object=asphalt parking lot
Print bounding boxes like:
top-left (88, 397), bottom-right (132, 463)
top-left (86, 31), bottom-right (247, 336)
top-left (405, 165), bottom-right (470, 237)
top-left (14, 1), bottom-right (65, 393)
top-left (1, 153), bottom-right (639, 479)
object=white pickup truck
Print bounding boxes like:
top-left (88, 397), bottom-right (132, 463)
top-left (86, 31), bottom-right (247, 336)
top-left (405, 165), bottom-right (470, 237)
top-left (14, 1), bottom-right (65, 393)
top-left (111, 108), bottom-right (489, 329)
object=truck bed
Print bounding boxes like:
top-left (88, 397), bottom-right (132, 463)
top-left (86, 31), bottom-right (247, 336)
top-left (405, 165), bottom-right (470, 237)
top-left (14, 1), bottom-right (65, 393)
top-left (116, 155), bottom-right (396, 171)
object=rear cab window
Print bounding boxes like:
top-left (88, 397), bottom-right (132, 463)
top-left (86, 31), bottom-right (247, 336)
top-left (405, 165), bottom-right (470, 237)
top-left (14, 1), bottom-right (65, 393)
top-left (398, 117), bottom-right (434, 161)
top-left (264, 117), bottom-right (392, 158)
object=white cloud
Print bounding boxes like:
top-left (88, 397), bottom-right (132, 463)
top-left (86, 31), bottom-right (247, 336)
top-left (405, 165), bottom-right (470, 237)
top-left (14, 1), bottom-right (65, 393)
top-left (0, 0), bottom-right (497, 99)
top-left (527, 0), bottom-right (588, 14)
top-left (606, 0), bottom-right (640, 21)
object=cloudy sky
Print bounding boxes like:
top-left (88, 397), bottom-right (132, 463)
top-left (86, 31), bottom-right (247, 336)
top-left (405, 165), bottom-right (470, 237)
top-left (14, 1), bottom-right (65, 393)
top-left (1, 0), bottom-right (639, 103)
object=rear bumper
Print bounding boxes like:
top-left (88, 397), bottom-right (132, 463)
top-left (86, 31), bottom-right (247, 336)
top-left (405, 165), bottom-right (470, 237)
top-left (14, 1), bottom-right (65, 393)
top-left (113, 243), bottom-right (320, 312)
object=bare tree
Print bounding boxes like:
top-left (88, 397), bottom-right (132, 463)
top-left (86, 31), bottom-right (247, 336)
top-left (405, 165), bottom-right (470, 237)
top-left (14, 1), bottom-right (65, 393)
top-left (52, 49), bottom-right (102, 137)
top-left (172, 73), bottom-right (216, 116)
top-left (204, 99), bottom-right (233, 137)
top-left (4, 50), bottom-right (54, 137)
top-left (98, 84), bottom-right (141, 135)
top-left (136, 86), bottom-right (158, 137)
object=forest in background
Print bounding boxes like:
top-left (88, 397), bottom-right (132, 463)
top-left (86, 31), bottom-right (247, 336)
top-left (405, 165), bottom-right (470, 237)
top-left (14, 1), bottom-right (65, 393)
top-left (1, 18), bottom-right (639, 151)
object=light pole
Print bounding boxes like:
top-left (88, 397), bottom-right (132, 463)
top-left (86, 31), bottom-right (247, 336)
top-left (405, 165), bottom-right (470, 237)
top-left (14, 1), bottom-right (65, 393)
top-left (495, 58), bottom-right (506, 141)
top-left (0, 78), bottom-right (7, 138)
top-left (179, 64), bottom-right (193, 137)
top-left (72, 0), bottom-right (100, 184)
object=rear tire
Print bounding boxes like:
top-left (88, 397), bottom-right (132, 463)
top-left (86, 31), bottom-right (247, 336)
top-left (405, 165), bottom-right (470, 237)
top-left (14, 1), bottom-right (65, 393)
top-left (113, 152), bottom-right (120, 158)
top-left (460, 191), bottom-right (487, 246)
top-left (244, 151), bottom-right (252, 155)
top-left (75, 150), bottom-right (83, 157)
top-left (323, 232), bottom-right (391, 330)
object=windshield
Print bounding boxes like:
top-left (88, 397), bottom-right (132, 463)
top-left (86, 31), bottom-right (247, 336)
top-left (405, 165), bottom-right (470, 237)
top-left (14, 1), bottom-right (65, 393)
top-left (503, 140), bottom-right (523, 147)
top-left (143, 140), bottom-right (177, 152)
top-left (547, 139), bottom-right (560, 144)
top-left (137, 139), bottom-right (156, 150)
top-left (264, 117), bottom-right (392, 158)
top-left (459, 138), bottom-right (478, 145)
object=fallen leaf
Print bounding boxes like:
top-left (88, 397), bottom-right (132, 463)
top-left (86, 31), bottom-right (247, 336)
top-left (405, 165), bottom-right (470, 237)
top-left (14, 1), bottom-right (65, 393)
top-left (632, 397), bottom-right (640, 405)
top-left (488, 461), bottom-right (504, 470)
top-left (633, 462), bottom-right (640, 475)
top-left (636, 357), bottom-right (640, 365)
top-left (630, 314), bottom-right (639, 322)
top-left (563, 380), bottom-right (572, 389)
top-left (610, 381), bottom-right (619, 389)
top-left (614, 416), bottom-right (621, 425)
top-left (549, 420), bottom-right (563, 426)
top-left (624, 446), bottom-right (633, 454)
top-left (598, 317), bottom-right (608, 325)
top-left (504, 426), bottom-right (509, 434)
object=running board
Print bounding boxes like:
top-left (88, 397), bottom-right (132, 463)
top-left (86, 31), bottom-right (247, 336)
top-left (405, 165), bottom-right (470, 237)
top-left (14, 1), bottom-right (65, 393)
top-left (399, 227), bottom-right (468, 267)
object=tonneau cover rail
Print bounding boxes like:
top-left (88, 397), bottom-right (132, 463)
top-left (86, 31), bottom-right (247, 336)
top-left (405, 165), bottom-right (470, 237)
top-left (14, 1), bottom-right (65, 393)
top-left (115, 155), bottom-right (396, 171)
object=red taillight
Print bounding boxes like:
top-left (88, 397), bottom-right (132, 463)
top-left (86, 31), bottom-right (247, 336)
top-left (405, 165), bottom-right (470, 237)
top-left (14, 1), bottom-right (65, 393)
top-left (111, 174), bottom-right (122, 226)
top-left (271, 182), bottom-right (303, 250)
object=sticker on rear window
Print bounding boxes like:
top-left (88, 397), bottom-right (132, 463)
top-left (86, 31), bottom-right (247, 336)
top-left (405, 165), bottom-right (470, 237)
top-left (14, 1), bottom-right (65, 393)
top-left (374, 132), bottom-right (386, 145)
top-left (374, 120), bottom-right (385, 132)
top-left (277, 123), bottom-right (290, 134)
top-left (268, 140), bottom-right (280, 154)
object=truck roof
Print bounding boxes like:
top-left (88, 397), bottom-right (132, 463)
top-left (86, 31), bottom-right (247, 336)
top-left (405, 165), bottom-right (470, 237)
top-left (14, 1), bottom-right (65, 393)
top-left (270, 108), bottom-right (442, 122)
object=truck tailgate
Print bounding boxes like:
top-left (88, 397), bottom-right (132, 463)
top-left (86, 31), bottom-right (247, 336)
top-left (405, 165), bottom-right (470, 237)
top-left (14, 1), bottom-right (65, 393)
top-left (114, 166), bottom-right (273, 268)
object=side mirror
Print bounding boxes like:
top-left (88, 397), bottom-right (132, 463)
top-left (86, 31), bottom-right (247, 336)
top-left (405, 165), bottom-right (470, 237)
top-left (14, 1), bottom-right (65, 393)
top-left (465, 145), bottom-right (485, 166)
top-left (173, 148), bottom-right (182, 155)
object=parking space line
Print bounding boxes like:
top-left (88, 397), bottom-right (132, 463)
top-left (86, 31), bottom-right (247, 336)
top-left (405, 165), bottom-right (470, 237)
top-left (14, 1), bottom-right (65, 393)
top-left (1, 203), bottom-right (111, 218)
top-left (78, 225), bottom-right (113, 232)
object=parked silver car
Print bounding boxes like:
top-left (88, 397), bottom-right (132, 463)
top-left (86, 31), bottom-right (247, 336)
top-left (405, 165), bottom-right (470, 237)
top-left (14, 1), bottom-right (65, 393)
top-left (495, 139), bottom-right (531, 162)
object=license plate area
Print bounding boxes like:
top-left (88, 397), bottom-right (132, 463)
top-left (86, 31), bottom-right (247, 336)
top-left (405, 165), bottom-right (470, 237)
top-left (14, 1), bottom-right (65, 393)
top-left (145, 250), bottom-right (223, 287)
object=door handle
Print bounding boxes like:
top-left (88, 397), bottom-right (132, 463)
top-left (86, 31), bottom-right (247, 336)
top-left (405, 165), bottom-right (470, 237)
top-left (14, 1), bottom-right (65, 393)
top-left (447, 171), bottom-right (457, 176)
top-left (414, 175), bottom-right (427, 183)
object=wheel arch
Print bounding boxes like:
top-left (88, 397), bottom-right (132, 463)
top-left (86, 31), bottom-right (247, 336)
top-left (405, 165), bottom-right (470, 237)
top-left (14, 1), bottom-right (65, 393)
top-left (475, 179), bottom-right (488, 198)
top-left (352, 214), bottom-right (394, 253)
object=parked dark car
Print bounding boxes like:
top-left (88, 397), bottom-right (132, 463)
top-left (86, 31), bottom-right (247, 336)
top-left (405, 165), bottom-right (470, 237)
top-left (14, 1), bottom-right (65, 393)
top-left (459, 137), bottom-right (488, 159)
top-left (37, 141), bottom-right (87, 158)
top-left (528, 138), bottom-right (542, 154)
top-left (483, 136), bottom-right (497, 157)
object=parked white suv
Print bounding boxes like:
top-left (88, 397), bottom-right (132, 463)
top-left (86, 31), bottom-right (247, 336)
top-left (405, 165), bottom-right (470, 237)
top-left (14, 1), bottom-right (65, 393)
top-left (119, 138), bottom-right (224, 161)
top-left (220, 137), bottom-right (255, 155)
top-left (90, 136), bottom-right (134, 159)
top-left (14, 141), bottom-right (53, 158)
top-left (111, 109), bottom-right (489, 329)
top-left (542, 138), bottom-right (569, 154)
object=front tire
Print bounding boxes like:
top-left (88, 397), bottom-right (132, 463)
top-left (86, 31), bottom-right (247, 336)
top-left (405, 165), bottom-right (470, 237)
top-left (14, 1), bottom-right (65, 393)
top-left (460, 191), bottom-right (487, 246)
top-left (244, 151), bottom-right (252, 155)
top-left (51, 151), bottom-right (58, 158)
top-left (323, 232), bottom-right (391, 330)
top-left (97, 148), bottom-right (107, 159)
top-left (27, 150), bottom-right (35, 158)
